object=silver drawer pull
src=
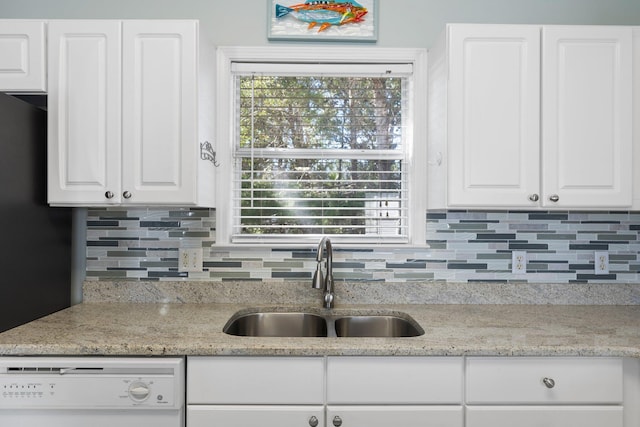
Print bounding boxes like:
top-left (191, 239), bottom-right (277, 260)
top-left (542, 377), bottom-right (555, 388)
top-left (333, 416), bottom-right (343, 427)
top-left (308, 416), bottom-right (319, 427)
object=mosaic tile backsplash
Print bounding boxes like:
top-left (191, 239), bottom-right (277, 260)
top-left (86, 208), bottom-right (640, 283)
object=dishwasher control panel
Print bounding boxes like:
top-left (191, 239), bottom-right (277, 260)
top-left (0, 357), bottom-right (184, 410)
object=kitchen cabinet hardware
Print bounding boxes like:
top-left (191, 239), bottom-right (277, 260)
top-left (542, 377), bottom-right (555, 389)
top-left (332, 415), bottom-right (343, 426)
top-left (105, 191), bottom-right (114, 199)
top-left (308, 416), bottom-right (319, 427)
top-left (548, 194), bottom-right (559, 203)
top-left (123, 191), bottom-right (132, 199)
top-left (528, 194), bottom-right (539, 202)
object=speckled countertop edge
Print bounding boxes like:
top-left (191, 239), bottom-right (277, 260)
top-left (0, 302), bottom-right (638, 358)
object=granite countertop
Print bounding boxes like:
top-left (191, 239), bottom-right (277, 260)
top-left (0, 302), bottom-right (639, 357)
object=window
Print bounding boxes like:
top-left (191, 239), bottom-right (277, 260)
top-left (215, 47), bottom-right (427, 246)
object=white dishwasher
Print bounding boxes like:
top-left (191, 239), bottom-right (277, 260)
top-left (0, 357), bottom-right (184, 427)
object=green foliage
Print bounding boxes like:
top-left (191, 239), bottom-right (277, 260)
top-left (237, 75), bottom-right (404, 235)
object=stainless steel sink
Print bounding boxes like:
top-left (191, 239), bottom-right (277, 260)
top-left (223, 309), bottom-right (423, 338)
top-left (223, 312), bottom-right (328, 337)
top-left (334, 315), bottom-right (423, 337)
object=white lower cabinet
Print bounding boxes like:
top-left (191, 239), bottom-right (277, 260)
top-left (186, 356), bottom-right (633, 427)
top-left (326, 356), bottom-right (464, 427)
top-left (187, 357), bottom-right (325, 427)
top-left (327, 406), bottom-right (463, 427)
top-left (467, 406), bottom-right (623, 427)
top-left (188, 406), bottom-right (324, 427)
top-left (187, 356), bottom-right (464, 427)
top-left (466, 357), bottom-right (624, 427)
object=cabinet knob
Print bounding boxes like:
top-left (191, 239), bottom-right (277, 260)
top-left (105, 191), bottom-right (114, 199)
top-left (542, 377), bottom-right (556, 388)
top-left (308, 416), bottom-right (319, 427)
top-left (333, 416), bottom-right (343, 427)
top-left (123, 191), bottom-right (132, 199)
top-left (549, 194), bottom-right (559, 203)
top-left (528, 194), bottom-right (539, 202)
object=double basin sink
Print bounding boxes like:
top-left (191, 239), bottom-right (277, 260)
top-left (223, 309), bottom-right (424, 338)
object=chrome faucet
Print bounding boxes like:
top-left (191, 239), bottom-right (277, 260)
top-left (312, 236), bottom-right (334, 309)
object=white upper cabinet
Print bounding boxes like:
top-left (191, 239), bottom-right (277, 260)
top-left (47, 20), bottom-right (122, 205)
top-left (121, 20), bottom-right (200, 205)
top-left (443, 24), bottom-right (541, 208)
top-left (0, 20), bottom-right (46, 92)
top-left (542, 26), bottom-right (632, 208)
top-left (48, 20), bottom-right (215, 206)
top-left (428, 24), bottom-right (633, 209)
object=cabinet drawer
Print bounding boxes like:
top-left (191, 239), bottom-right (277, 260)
top-left (188, 405), bottom-right (324, 427)
top-left (187, 357), bottom-right (324, 404)
top-left (327, 406), bottom-right (463, 427)
top-left (327, 357), bottom-right (463, 404)
top-left (467, 406), bottom-right (623, 427)
top-left (466, 357), bottom-right (623, 404)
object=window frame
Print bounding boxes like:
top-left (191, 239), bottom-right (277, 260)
top-left (215, 46), bottom-right (428, 247)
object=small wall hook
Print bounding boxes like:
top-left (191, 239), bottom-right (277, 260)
top-left (200, 141), bottom-right (220, 167)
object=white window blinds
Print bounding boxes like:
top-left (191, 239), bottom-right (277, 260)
top-left (231, 62), bottom-right (413, 244)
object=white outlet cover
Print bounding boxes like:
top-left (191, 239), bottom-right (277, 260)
top-left (511, 251), bottom-right (527, 274)
top-left (594, 251), bottom-right (609, 275)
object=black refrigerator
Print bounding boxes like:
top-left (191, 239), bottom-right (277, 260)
top-left (0, 92), bottom-right (72, 333)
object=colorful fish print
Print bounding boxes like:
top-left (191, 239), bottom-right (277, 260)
top-left (275, 0), bottom-right (368, 33)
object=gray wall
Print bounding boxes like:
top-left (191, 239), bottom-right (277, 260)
top-left (1, 0), bottom-right (639, 49)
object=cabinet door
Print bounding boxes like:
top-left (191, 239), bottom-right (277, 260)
top-left (0, 20), bottom-right (46, 92)
top-left (48, 20), bottom-right (122, 205)
top-left (121, 20), bottom-right (198, 204)
top-left (542, 26), bottom-right (632, 208)
top-left (327, 406), bottom-right (463, 427)
top-left (447, 24), bottom-right (541, 207)
top-left (188, 406), bottom-right (324, 427)
top-left (467, 406), bottom-right (623, 427)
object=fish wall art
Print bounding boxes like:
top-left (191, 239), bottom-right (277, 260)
top-left (268, 0), bottom-right (377, 41)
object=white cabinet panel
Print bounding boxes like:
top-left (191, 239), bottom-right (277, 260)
top-left (122, 20), bottom-right (198, 204)
top-left (447, 24), bottom-right (540, 207)
top-left (188, 405), bottom-right (324, 427)
top-left (47, 19), bottom-right (214, 206)
top-left (0, 20), bottom-right (46, 92)
top-left (327, 406), bottom-right (463, 427)
top-left (47, 20), bottom-right (122, 205)
top-left (428, 24), bottom-right (633, 210)
top-left (327, 356), bottom-right (463, 404)
top-left (542, 26), bottom-right (632, 207)
top-left (187, 357), bottom-right (324, 405)
top-left (466, 357), bottom-right (623, 404)
top-left (467, 406), bottom-right (623, 427)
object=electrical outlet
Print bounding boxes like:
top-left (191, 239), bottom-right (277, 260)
top-left (594, 251), bottom-right (609, 275)
top-left (511, 251), bottom-right (527, 274)
top-left (179, 248), bottom-right (203, 272)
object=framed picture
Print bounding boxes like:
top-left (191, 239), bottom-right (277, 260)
top-left (267, 0), bottom-right (378, 42)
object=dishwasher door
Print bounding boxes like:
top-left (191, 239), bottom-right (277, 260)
top-left (0, 357), bottom-right (185, 427)
top-left (0, 408), bottom-right (184, 427)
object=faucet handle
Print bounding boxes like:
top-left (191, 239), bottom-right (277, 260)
top-left (324, 292), bottom-right (334, 307)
